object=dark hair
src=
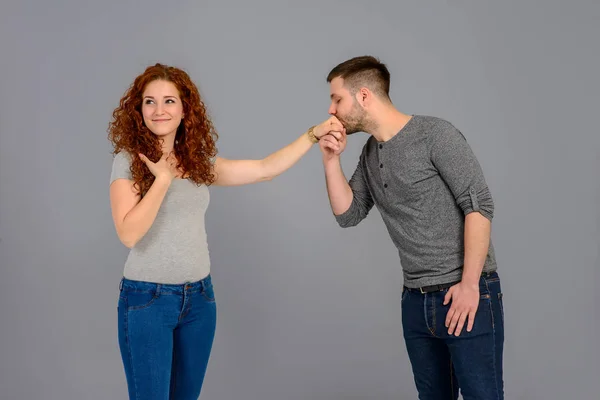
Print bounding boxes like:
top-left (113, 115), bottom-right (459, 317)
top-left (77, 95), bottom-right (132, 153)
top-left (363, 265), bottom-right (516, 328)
top-left (108, 63), bottom-right (218, 196)
top-left (326, 55), bottom-right (391, 100)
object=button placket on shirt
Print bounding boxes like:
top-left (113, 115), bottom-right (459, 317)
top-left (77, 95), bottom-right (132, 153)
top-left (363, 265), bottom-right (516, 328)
top-left (378, 143), bottom-right (390, 192)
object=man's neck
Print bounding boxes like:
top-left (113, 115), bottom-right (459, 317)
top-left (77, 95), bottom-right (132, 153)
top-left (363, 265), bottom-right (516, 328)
top-left (367, 106), bottom-right (413, 142)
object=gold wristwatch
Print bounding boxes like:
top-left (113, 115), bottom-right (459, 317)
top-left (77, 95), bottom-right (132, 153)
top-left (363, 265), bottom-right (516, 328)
top-left (307, 125), bottom-right (319, 144)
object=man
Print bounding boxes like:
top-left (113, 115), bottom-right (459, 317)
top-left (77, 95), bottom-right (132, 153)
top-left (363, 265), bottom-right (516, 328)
top-left (318, 55), bottom-right (504, 399)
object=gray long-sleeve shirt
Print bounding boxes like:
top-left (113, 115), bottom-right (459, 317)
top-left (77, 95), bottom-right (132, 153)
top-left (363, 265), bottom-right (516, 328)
top-left (335, 115), bottom-right (497, 288)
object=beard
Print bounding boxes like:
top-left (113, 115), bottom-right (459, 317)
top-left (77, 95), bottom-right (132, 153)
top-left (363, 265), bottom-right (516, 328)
top-left (338, 103), bottom-right (370, 135)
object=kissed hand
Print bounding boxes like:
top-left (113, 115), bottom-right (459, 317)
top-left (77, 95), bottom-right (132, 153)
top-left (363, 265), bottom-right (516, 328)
top-left (314, 116), bottom-right (345, 141)
top-left (316, 116), bottom-right (347, 161)
top-left (443, 281), bottom-right (480, 336)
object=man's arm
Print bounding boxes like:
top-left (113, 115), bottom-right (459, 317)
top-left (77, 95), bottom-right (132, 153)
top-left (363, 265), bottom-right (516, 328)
top-left (462, 212), bottom-right (492, 285)
top-left (431, 121), bottom-right (494, 336)
top-left (431, 122), bottom-right (494, 281)
top-left (320, 134), bottom-right (374, 227)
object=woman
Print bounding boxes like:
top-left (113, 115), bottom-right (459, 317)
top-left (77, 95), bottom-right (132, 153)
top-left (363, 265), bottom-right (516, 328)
top-left (108, 63), bottom-right (344, 399)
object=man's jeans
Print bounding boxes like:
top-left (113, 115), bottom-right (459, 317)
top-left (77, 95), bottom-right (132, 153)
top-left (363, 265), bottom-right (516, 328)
top-left (402, 271), bottom-right (504, 399)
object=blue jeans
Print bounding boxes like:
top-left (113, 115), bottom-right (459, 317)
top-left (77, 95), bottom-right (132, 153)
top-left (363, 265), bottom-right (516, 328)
top-left (117, 275), bottom-right (217, 400)
top-left (401, 271), bottom-right (504, 400)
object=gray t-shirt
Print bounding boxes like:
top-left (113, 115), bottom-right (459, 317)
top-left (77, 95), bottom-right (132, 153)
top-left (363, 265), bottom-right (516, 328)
top-left (335, 115), bottom-right (497, 288)
top-left (110, 151), bottom-right (211, 284)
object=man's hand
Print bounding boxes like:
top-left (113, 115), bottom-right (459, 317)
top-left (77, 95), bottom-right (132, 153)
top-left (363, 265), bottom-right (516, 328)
top-left (318, 116), bottom-right (347, 162)
top-left (319, 130), bottom-right (347, 161)
top-left (443, 282), bottom-right (480, 336)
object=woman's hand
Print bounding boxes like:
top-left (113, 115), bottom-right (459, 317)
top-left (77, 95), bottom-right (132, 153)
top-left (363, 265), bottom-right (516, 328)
top-left (138, 152), bottom-right (179, 181)
top-left (313, 116), bottom-right (345, 140)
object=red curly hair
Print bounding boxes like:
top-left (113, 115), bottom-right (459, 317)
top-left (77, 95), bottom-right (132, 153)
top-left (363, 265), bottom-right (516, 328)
top-left (108, 63), bottom-right (218, 196)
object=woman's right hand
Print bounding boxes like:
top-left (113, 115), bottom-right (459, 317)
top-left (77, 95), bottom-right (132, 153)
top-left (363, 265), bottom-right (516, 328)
top-left (139, 152), bottom-right (178, 181)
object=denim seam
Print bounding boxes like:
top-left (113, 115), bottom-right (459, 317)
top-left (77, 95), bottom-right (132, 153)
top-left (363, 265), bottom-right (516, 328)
top-left (201, 293), bottom-right (215, 302)
top-left (498, 293), bottom-right (504, 322)
top-left (449, 358), bottom-right (455, 398)
top-left (424, 294), bottom-right (438, 337)
top-left (201, 284), bottom-right (215, 302)
top-left (423, 295), bottom-right (430, 335)
top-left (432, 294), bottom-right (437, 337)
top-left (483, 277), bottom-right (500, 399)
top-left (122, 289), bottom-right (203, 295)
top-left (123, 300), bottom-right (139, 400)
top-left (170, 350), bottom-right (178, 398)
top-left (127, 295), bottom-right (159, 311)
top-left (127, 285), bottom-right (162, 311)
top-left (179, 292), bottom-right (191, 322)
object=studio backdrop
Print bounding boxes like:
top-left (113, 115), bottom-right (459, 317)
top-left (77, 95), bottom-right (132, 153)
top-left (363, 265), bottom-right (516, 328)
top-left (1, 0), bottom-right (598, 399)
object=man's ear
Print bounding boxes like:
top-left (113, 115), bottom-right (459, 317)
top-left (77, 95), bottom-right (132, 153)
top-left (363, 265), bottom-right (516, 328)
top-left (357, 87), bottom-right (371, 107)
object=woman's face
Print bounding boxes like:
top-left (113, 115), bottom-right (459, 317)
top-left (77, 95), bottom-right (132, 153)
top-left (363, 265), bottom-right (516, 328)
top-left (141, 79), bottom-right (184, 137)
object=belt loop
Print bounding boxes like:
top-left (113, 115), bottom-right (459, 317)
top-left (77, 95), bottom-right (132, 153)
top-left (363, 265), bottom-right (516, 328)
top-left (118, 278), bottom-right (123, 291)
top-left (155, 284), bottom-right (162, 296)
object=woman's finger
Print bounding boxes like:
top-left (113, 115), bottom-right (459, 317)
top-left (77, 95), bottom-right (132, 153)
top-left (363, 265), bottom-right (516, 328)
top-left (139, 153), bottom-right (153, 166)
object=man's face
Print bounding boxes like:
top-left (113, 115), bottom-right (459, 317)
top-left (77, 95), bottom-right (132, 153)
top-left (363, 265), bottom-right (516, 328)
top-left (328, 77), bottom-right (367, 134)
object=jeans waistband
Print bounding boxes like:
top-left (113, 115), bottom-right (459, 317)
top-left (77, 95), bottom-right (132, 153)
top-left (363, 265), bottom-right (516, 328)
top-left (119, 275), bottom-right (212, 294)
top-left (405, 271), bottom-right (499, 293)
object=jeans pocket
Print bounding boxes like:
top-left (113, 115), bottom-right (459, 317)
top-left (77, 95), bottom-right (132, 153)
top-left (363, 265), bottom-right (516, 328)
top-left (401, 287), bottom-right (409, 304)
top-left (479, 281), bottom-right (491, 300)
top-left (201, 283), bottom-right (215, 302)
top-left (125, 290), bottom-right (161, 311)
top-left (498, 292), bottom-right (504, 322)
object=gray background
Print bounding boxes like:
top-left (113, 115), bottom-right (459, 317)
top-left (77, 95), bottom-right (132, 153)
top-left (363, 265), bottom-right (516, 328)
top-left (1, 0), bottom-right (598, 399)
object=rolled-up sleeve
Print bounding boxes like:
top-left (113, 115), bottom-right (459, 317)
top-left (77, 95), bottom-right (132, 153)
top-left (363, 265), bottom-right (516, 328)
top-left (335, 154), bottom-right (375, 228)
top-left (430, 122), bottom-right (494, 221)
